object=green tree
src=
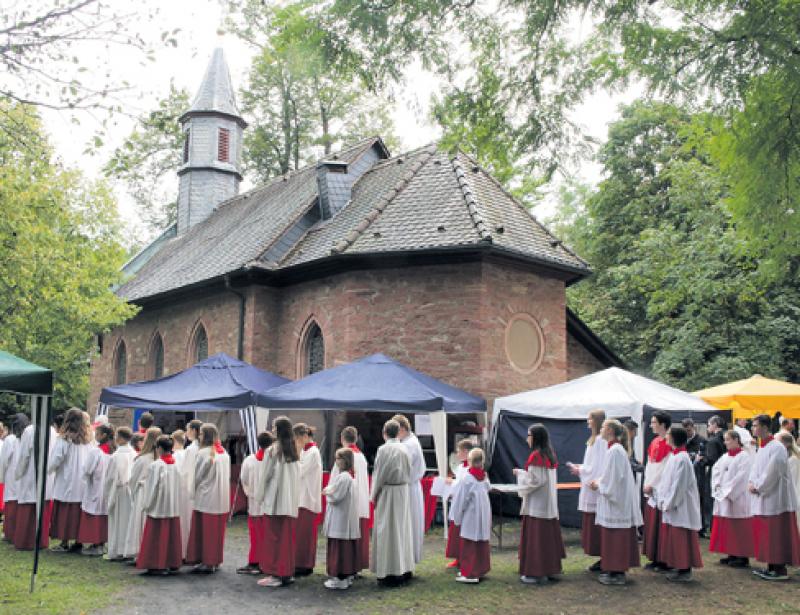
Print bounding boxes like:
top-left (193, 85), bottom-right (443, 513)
top-left (565, 101), bottom-right (800, 390)
top-left (104, 84), bottom-right (189, 232)
top-left (0, 102), bottom-right (137, 416)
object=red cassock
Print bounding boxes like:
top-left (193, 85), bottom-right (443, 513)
top-left (136, 517), bottom-right (182, 570)
top-left (13, 501), bottom-right (52, 550)
top-left (49, 500), bottom-right (82, 542)
top-left (259, 515), bottom-right (296, 578)
top-left (752, 512), bottom-right (800, 566)
top-left (327, 538), bottom-right (359, 578)
top-left (518, 516), bottom-right (565, 577)
top-left (186, 511), bottom-right (227, 567)
top-left (446, 521), bottom-right (461, 559)
top-left (295, 507), bottom-right (318, 570)
top-left (642, 505), bottom-right (662, 561)
top-left (3, 500), bottom-right (17, 542)
top-left (459, 538), bottom-right (490, 579)
top-left (247, 515), bottom-right (267, 567)
top-left (356, 517), bottom-right (370, 571)
top-left (657, 522), bottom-right (703, 570)
top-left (709, 516), bottom-right (754, 558)
top-left (600, 526), bottom-right (640, 573)
top-left (77, 511), bottom-right (107, 545)
top-left (0, 484), bottom-right (4, 511)
top-left (581, 511), bottom-right (602, 556)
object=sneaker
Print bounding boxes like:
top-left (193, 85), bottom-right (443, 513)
top-left (237, 564), bottom-right (261, 575)
top-left (456, 575), bottom-right (479, 584)
top-left (754, 569), bottom-right (789, 581)
top-left (324, 577), bottom-right (350, 590)
top-left (598, 572), bottom-right (626, 586)
top-left (191, 564), bottom-right (214, 574)
top-left (587, 560), bottom-right (602, 572)
top-left (520, 575), bottom-right (547, 585)
top-left (666, 570), bottom-right (693, 583)
top-left (446, 560), bottom-right (460, 569)
top-left (257, 576), bottom-right (283, 588)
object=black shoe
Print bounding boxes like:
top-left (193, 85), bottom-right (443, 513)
top-left (68, 542), bottom-right (83, 553)
top-left (142, 569), bottom-right (169, 577)
top-left (719, 557), bottom-right (732, 565)
top-left (294, 567), bottom-right (314, 577)
top-left (728, 557), bottom-right (749, 568)
top-left (754, 568), bottom-right (788, 581)
top-left (237, 564), bottom-right (261, 575)
top-left (191, 564), bottom-right (214, 574)
top-left (587, 560), bottom-right (602, 572)
top-left (644, 562), bottom-right (668, 572)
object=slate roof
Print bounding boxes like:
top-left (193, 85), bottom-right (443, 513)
top-left (181, 48), bottom-right (242, 122)
top-left (118, 138), bottom-right (589, 302)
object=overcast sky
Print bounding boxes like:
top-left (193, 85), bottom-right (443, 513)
top-left (37, 0), bottom-right (637, 241)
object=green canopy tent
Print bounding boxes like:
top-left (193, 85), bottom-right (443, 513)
top-left (0, 350), bottom-right (53, 592)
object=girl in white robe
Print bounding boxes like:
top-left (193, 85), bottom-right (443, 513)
top-left (514, 423), bottom-right (565, 584)
top-left (256, 416), bottom-right (299, 587)
top-left (1, 417), bottom-right (22, 543)
top-left (451, 448), bottom-right (491, 583)
top-left (322, 448), bottom-right (361, 589)
top-left (186, 423), bottom-right (230, 573)
top-left (709, 429), bottom-right (753, 567)
top-left (14, 417), bottom-right (51, 550)
top-left (445, 439), bottom-right (473, 569)
top-left (655, 425), bottom-right (703, 582)
top-left (122, 427), bottom-right (161, 560)
top-left (104, 427), bottom-right (135, 560)
top-left (136, 435), bottom-right (183, 574)
top-left (77, 424), bottom-right (115, 555)
top-left (178, 419), bottom-right (202, 559)
top-left (48, 408), bottom-right (91, 551)
top-left (642, 410), bottom-right (673, 569)
top-left (237, 431), bottom-right (272, 574)
top-left (590, 420), bottom-right (642, 586)
top-left (566, 409), bottom-right (606, 568)
top-left (293, 423), bottom-right (322, 576)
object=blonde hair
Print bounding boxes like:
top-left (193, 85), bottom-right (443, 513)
top-left (603, 419), bottom-right (630, 455)
top-left (778, 431), bottom-right (800, 459)
top-left (139, 427), bottom-right (163, 459)
top-left (171, 429), bottom-right (185, 448)
top-left (391, 414), bottom-right (411, 432)
top-left (587, 409), bottom-right (606, 445)
top-left (468, 448), bottom-right (485, 468)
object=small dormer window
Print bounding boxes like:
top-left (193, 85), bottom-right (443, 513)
top-left (183, 129), bottom-right (190, 163)
top-left (218, 127), bottom-right (230, 162)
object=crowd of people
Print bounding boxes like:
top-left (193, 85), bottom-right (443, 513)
top-left (0, 406), bottom-right (798, 590)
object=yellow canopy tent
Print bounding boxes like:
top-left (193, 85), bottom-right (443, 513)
top-left (694, 375), bottom-right (800, 420)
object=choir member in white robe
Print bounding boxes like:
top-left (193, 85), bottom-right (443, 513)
top-left (77, 424), bottom-right (115, 555)
top-left (0, 419), bottom-right (21, 543)
top-left (104, 427), bottom-right (135, 560)
top-left (14, 417), bottom-right (51, 550)
top-left (48, 408), bottom-right (91, 551)
top-left (293, 423), bottom-right (322, 575)
top-left (393, 414), bottom-right (426, 564)
top-left (785, 434), bottom-right (800, 534)
top-left (451, 448), bottom-right (491, 583)
top-left (136, 435), bottom-right (183, 574)
top-left (590, 420), bottom-right (642, 586)
top-left (322, 448), bottom-right (361, 590)
top-left (748, 415), bottom-right (800, 580)
top-left (709, 429), bottom-right (753, 567)
top-left (178, 419), bottom-right (202, 559)
top-left (256, 416), bottom-right (300, 587)
top-left (445, 439), bottom-right (473, 568)
top-left (514, 423), bottom-right (565, 584)
top-left (186, 423), bottom-right (230, 573)
top-left (330, 426), bottom-right (371, 572)
top-left (642, 410), bottom-right (673, 569)
top-left (237, 431), bottom-right (272, 575)
top-left (733, 415), bottom-right (755, 453)
top-left (566, 409), bottom-right (606, 567)
top-left (371, 420), bottom-right (415, 585)
top-left (655, 426), bottom-right (703, 582)
top-left (122, 427), bottom-right (161, 560)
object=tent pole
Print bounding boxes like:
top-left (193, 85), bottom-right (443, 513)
top-left (30, 395), bottom-right (51, 593)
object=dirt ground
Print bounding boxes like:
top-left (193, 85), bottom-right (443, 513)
top-left (95, 516), bottom-right (799, 615)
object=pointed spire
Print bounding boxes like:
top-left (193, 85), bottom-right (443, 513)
top-left (181, 48), bottom-right (244, 125)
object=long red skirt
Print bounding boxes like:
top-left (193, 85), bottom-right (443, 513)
top-left (49, 500), bottom-right (82, 542)
top-left (642, 504), bottom-right (662, 561)
top-left (709, 516), bottom-right (754, 558)
top-left (356, 517), bottom-right (369, 571)
top-left (600, 526), bottom-right (640, 573)
top-left (752, 513), bottom-right (800, 566)
top-left (136, 517), bottom-right (182, 570)
top-left (581, 511), bottom-right (602, 556)
top-left (77, 511), bottom-right (108, 545)
top-left (446, 522), bottom-right (461, 559)
top-left (295, 507), bottom-right (318, 570)
top-left (327, 538), bottom-right (359, 578)
top-left (186, 510), bottom-right (227, 567)
top-left (3, 501), bottom-right (17, 541)
top-left (248, 515), bottom-right (267, 566)
top-left (0, 485), bottom-right (4, 512)
top-left (519, 515), bottom-right (565, 577)
top-left (460, 538), bottom-right (490, 579)
top-left (260, 515), bottom-right (296, 578)
top-left (658, 523), bottom-right (703, 570)
top-left (13, 502), bottom-right (52, 550)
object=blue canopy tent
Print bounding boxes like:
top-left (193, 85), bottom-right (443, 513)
top-left (256, 353), bottom-right (487, 521)
top-left (99, 353), bottom-right (290, 452)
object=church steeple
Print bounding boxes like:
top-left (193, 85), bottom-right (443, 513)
top-left (177, 48), bottom-right (246, 236)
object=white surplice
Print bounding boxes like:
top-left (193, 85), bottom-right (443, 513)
top-left (323, 471), bottom-right (360, 540)
top-left (104, 443), bottom-right (135, 559)
top-left (596, 443), bottom-right (642, 529)
top-left (175, 441), bottom-right (198, 557)
top-left (48, 438), bottom-right (89, 503)
top-left (297, 444), bottom-right (322, 514)
top-left (81, 447), bottom-right (111, 516)
top-left (193, 447), bottom-right (231, 514)
top-left (711, 450), bottom-right (752, 519)
top-left (518, 460), bottom-right (559, 520)
top-left (450, 472), bottom-right (491, 542)
top-left (0, 435), bottom-right (18, 504)
top-left (656, 451), bottom-right (701, 531)
top-left (447, 462), bottom-right (470, 522)
top-left (788, 455), bottom-right (800, 532)
top-left (142, 459), bottom-right (181, 519)
top-left (370, 438), bottom-right (414, 578)
top-left (399, 432), bottom-right (425, 563)
top-left (256, 446), bottom-right (298, 517)
top-left (577, 436), bottom-right (607, 513)
top-left (240, 453), bottom-right (266, 517)
top-left (330, 448), bottom-right (370, 519)
top-left (122, 453), bottom-right (155, 558)
top-left (748, 438), bottom-right (797, 516)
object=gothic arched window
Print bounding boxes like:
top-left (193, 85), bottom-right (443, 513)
top-left (305, 323), bottom-right (325, 375)
top-left (192, 325), bottom-right (209, 363)
top-left (150, 333), bottom-right (164, 379)
top-left (113, 340), bottom-right (127, 385)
